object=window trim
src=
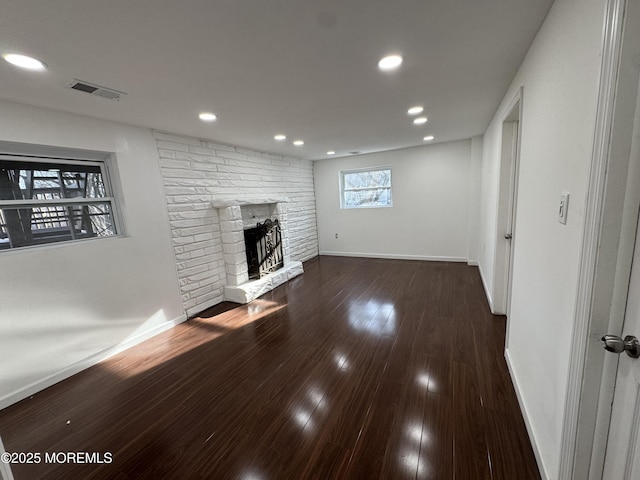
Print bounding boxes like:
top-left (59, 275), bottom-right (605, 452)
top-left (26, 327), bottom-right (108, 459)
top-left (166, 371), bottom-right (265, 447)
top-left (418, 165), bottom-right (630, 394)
top-left (339, 166), bottom-right (393, 209)
top-left (0, 152), bottom-right (123, 252)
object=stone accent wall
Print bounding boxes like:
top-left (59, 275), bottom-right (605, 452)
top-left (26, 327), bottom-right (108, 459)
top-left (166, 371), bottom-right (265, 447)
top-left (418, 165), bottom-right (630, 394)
top-left (153, 131), bottom-right (318, 316)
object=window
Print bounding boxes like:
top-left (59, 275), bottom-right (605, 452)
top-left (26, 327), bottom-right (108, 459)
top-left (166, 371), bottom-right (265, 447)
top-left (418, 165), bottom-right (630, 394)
top-left (340, 167), bottom-right (392, 209)
top-left (0, 155), bottom-right (119, 250)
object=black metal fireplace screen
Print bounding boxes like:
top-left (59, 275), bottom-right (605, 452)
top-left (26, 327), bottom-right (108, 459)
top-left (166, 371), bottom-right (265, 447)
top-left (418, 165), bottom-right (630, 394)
top-left (244, 218), bottom-right (284, 280)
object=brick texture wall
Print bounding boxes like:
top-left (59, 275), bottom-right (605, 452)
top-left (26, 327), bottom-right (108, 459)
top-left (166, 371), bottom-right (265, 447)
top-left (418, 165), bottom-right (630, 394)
top-left (153, 131), bottom-right (318, 316)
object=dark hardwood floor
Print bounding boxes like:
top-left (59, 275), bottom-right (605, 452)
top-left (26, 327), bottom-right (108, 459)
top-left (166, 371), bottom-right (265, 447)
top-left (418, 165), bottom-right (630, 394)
top-left (0, 256), bottom-right (540, 479)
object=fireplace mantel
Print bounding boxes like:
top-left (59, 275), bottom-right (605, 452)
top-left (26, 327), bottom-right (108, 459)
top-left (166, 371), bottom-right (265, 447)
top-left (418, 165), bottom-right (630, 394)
top-left (211, 197), bottom-right (290, 208)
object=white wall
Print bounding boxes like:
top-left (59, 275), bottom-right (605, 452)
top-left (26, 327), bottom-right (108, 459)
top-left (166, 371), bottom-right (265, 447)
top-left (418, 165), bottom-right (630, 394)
top-left (314, 140), bottom-right (477, 262)
top-left (154, 132), bottom-right (318, 316)
top-left (467, 136), bottom-right (483, 265)
top-left (0, 100), bottom-right (185, 409)
top-left (478, 0), bottom-right (607, 477)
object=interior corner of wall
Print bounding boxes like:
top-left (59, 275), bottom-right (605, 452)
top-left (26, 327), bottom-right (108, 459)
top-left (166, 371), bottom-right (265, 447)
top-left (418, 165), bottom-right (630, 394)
top-left (477, 263), bottom-right (495, 312)
top-left (471, 134), bottom-right (484, 151)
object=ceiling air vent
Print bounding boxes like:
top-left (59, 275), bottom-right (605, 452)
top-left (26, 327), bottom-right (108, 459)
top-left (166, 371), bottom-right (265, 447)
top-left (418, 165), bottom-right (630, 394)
top-left (67, 79), bottom-right (126, 101)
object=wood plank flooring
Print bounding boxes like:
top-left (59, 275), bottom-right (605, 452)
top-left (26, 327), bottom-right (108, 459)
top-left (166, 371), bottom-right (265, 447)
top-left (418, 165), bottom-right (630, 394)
top-left (0, 256), bottom-right (541, 479)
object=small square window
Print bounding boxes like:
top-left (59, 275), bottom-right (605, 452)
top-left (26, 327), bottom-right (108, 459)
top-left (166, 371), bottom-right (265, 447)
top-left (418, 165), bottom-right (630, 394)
top-left (340, 167), bottom-right (392, 209)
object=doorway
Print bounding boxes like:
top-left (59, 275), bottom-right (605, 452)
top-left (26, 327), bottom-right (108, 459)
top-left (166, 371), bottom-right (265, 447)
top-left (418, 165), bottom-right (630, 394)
top-left (493, 88), bottom-right (522, 322)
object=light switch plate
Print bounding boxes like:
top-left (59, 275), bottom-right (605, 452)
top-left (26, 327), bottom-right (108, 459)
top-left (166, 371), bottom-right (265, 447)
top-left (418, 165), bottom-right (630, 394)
top-left (559, 192), bottom-right (569, 225)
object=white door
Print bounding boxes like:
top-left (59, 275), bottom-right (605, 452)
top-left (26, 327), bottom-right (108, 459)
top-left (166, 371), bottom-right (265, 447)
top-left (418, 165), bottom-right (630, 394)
top-left (493, 91), bottom-right (521, 317)
top-left (503, 117), bottom-right (519, 317)
top-left (602, 217), bottom-right (640, 479)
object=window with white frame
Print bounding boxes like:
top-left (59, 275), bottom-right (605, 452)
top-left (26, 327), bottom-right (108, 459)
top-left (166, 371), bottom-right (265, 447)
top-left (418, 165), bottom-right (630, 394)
top-left (340, 167), bottom-right (392, 209)
top-left (0, 155), bottom-right (119, 250)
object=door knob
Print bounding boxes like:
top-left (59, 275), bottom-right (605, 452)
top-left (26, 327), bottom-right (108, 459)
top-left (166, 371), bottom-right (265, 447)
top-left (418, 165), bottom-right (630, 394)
top-left (601, 334), bottom-right (640, 358)
top-left (504, 233), bottom-right (513, 240)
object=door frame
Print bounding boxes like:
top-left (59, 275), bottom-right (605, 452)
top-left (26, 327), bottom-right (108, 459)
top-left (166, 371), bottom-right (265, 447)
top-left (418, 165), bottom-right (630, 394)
top-left (559, 0), bottom-right (640, 478)
top-left (492, 88), bottom-right (523, 319)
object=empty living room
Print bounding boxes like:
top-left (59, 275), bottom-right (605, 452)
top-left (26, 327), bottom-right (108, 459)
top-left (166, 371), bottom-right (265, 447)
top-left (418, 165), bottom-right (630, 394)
top-left (2, 1), bottom-right (640, 479)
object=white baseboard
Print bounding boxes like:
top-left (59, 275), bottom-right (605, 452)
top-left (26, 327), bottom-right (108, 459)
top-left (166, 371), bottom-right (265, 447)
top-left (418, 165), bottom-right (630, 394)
top-left (467, 260), bottom-right (479, 266)
top-left (319, 250), bottom-right (468, 263)
top-left (0, 313), bottom-right (187, 411)
top-left (505, 348), bottom-right (550, 480)
top-left (477, 263), bottom-right (495, 313)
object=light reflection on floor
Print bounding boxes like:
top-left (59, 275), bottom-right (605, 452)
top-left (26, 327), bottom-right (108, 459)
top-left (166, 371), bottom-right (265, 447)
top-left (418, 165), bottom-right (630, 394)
top-left (100, 299), bottom-right (287, 378)
top-left (346, 299), bottom-right (397, 335)
top-left (333, 351), bottom-right (350, 371)
top-left (416, 372), bottom-right (430, 389)
top-left (293, 408), bottom-right (313, 429)
top-left (402, 419), bottom-right (432, 478)
top-left (238, 471), bottom-right (264, 480)
top-left (292, 382), bottom-right (329, 432)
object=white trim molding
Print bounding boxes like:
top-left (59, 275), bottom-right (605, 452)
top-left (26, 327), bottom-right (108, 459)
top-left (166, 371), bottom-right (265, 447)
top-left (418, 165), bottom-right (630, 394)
top-left (319, 251), bottom-right (468, 263)
top-left (559, 0), bottom-right (628, 478)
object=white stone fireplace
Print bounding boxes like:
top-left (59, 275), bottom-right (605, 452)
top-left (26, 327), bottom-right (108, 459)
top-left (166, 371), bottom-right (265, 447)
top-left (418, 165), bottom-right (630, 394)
top-left (212, 197), bottom-right (304, 304)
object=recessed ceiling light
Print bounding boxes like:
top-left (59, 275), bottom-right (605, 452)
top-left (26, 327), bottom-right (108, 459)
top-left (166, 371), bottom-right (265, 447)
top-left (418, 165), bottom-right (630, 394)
top-left (2, 53), bottom-right (47, 71)
top-left (378, 54), bottom-right (403, 71)
top-left (274, 134), bottom-right (286, 141)
top-left (423, 135), bottom-right (435, 141)
top-left (293, 140), bottom-right (304, 146)
top-left (198, 112), bottom-right (217, 122)
top-left (407, 106), bottom-right (424, 115)
top-left (327, 151), bottom-right (336, 155)
top-left (413, 116), bottom-right (428, 125)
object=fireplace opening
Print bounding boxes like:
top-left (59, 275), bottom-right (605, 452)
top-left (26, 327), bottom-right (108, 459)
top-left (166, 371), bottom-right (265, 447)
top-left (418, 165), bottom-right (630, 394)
top-left (244, 218), bottom-right (284, 280)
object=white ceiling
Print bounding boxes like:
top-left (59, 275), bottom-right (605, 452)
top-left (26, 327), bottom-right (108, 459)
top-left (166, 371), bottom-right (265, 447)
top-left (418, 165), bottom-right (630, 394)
top-left (0, 0), bottom-right (553, 160)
